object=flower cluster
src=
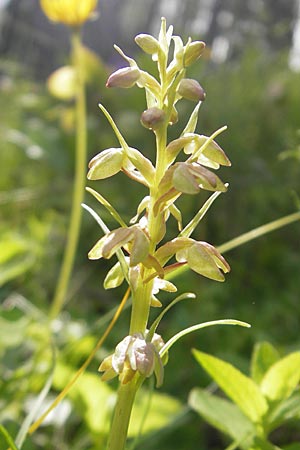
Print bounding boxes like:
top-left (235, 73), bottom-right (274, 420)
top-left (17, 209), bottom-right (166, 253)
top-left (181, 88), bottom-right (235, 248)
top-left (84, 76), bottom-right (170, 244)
top-left (88, 19), bottom-right (231, 292)
top-left (99, 331), bottom-right (166, 387)
top-left (88, 19), bottom-right (232, 391)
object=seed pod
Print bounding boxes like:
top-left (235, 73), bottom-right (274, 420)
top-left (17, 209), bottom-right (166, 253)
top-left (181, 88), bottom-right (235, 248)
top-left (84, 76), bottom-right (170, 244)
top-left (184, 41), bottom-right (206, 66)
top-left (140, 107), bottom-right (166, 130)
top-left (106, 67), bottom-right (140, 88)
top-left (135, 33), bottom-right (160, 55)
top-left (178, 78), bottom-right (206, 102)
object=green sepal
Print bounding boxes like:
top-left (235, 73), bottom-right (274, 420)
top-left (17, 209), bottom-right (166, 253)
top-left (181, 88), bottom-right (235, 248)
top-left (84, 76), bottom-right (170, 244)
top-left (126, 147), bottom-right (155, 184)
top-left (87, 148), bottom-right (124, 180)
top-left (89, 226), bottom-right (149, 267)
top-left (103, 259), bottom-right (129, 289)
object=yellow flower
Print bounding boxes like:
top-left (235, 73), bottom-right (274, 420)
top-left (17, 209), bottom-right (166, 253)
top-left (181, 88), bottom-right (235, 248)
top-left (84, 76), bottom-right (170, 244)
top-left (40, 0), bottom-right (98, 26)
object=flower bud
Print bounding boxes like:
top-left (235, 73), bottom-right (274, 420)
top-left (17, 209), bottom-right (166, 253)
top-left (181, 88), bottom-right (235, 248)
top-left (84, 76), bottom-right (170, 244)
top-left (135, 34), bottom-right (160, 55)
top-left (140, 107), bottom-right (166, 130)
top-left (178, 78), bottom-right (206, 102)
top-left (184, 41), bottom-right (206, 67)
top-left (106, 67), bottom-right (140, 88)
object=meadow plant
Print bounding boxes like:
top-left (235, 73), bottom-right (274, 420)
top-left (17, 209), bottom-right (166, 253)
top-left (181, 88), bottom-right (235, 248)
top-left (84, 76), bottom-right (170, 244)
top-left (7, 5), bottom-right (298, 450)
top-left (40, 0), bottom-right (98, 318)
top-left (86, 18), bottom-right (250, 450)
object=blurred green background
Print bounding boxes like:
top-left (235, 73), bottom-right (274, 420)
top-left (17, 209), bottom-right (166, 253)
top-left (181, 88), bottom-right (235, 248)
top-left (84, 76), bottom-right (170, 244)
top-left (0, 0), bottom-right (300, 449)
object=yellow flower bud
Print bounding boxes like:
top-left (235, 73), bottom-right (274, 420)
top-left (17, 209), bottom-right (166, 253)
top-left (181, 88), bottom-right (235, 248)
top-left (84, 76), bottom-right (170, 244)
top-left (40, 0), bottom-right (97, 26)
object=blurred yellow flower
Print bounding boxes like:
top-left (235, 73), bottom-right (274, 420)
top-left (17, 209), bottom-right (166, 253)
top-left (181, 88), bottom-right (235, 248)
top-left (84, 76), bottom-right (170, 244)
top-left (40, 0), bottom-right (98, 26)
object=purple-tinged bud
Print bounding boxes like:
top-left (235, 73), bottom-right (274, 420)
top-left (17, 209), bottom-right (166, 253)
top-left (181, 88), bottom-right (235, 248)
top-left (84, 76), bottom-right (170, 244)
top-left (140, 107), bottom-right (166, 130)
top-left (178, 78), bottom-right (206, 102)
top-left (106, 67), bottom-right (140, 88)
top-left (184, 41), bottom-right (206, 67)
top-left (135, 33), bottom-right (160, 55)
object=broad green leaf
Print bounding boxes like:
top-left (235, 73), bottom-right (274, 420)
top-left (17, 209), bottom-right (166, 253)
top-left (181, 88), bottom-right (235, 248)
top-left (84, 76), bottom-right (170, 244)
top-left (267, 391), bottom-right (300, 431)
top-left (193, 350), bottom-right (268, 423)
top-left (251, 341), bottom-right (280, 384)
top-left (260, 352), bottom-right (300, 402)
top-left (189, 388), bottom-right (255, 447)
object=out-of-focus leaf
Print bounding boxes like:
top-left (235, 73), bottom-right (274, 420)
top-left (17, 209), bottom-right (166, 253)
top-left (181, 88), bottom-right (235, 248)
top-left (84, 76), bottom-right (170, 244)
top-left (0, 317), bottom-right (30, 347)
top-left (53, 363), bottom-right (182, 437)
top-left (251, 341), bottom-right (280, 384)
top-left (47, 66), bottom-right (77, 100)
top-left (0, 232), bottom-right (35, 286)
top-left (189, 387), bottom-right (255, 448)
top-left (267, 391), bottom-right (300, 431)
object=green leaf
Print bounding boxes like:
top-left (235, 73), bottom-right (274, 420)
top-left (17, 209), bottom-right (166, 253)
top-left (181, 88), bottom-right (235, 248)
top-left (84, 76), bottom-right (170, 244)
top-left (189, 388), bottom-right (255, 447)
top-left (251, 341), bottom-right (280, 384)
top-left (260, 352), bottom-right (300, 402)
top-left (267, 391), bottom-right (300, 431)
top-left (192, 350), bottom-right (268, 423)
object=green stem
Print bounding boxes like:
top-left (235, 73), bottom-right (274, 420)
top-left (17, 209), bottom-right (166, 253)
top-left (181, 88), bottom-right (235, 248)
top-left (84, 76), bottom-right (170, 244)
top-left (50, 29), bottom-right (87, 319)
top-left (106, 380), bottom-right (140, 450)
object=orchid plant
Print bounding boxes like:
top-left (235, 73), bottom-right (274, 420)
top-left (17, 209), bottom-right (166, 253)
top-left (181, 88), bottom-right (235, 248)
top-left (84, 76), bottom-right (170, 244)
top-left (86, 18), bottom-right (250, 450)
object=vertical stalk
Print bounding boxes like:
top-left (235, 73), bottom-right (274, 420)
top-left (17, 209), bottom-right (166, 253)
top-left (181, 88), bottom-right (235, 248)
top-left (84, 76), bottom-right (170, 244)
top-left (106, 378), bottom-right (141, 450)
top-left (50, 28), bottom-right (87, 319)
top-left (105, 131), bottom-right (168, 450)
